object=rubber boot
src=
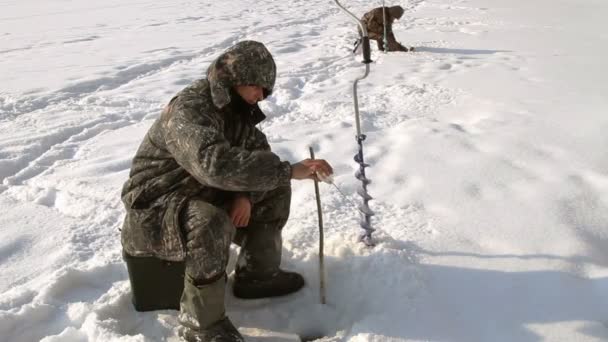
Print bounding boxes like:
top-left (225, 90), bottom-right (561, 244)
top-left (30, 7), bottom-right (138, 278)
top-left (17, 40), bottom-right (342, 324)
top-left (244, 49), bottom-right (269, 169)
top-left (233, 270), bottom-right (305, 299)
top-left (178, 276), bottom-right (244, 342)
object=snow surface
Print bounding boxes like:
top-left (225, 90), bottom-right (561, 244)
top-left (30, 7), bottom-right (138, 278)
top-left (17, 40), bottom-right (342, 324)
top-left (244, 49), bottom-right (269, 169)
top-left (1, 0), bottom-right (608, 341)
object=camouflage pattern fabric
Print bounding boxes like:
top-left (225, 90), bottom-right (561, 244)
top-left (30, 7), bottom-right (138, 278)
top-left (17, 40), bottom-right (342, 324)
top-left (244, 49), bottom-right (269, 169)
top-left (233, 185), bottom-right (291, 278)
top-left (180, 198), bottom-right (235, 281)
top-left (360, 6), bottom-right (408, 52)
top-left (180, 185), bottom-right (290, 282)
top-left (121, 40), bottom-right (292, 262)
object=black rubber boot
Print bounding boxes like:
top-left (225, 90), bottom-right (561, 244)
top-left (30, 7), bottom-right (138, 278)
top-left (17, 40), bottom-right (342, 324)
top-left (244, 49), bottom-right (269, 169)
top-left (233, 270), bottom-right (305, 299)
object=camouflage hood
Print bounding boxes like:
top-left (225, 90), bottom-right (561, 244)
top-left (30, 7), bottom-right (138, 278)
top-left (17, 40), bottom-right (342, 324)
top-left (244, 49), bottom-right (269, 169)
top-left (389, 6), bottom-right (404, 20)
top-left (206, 40), bottom-right (277, 109)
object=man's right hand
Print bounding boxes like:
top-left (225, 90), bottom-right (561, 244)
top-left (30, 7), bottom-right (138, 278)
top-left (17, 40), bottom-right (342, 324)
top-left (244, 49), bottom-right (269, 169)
top-left (291, 159), bottom-right (333, 180)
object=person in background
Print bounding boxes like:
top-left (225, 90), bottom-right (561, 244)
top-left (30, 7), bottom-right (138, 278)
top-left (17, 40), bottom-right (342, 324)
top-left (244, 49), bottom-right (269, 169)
top-left (359, 5), bottom-right (413, 52)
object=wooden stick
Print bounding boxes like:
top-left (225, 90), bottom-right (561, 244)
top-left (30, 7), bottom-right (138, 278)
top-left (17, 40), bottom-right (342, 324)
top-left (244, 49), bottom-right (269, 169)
top-left (309, 147), bottom-right (326, 304)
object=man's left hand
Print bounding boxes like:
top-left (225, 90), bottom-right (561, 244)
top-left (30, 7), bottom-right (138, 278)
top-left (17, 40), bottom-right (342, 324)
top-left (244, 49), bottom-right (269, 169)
top-left (230, 194), bottom-right (252, 228)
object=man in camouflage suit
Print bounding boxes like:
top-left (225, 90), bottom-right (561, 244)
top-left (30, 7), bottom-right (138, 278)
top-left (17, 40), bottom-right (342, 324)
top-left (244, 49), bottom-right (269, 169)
top-left (121, 41), bottom-right (333, 342)
top-left (360, 5), bottom-right (413, 52)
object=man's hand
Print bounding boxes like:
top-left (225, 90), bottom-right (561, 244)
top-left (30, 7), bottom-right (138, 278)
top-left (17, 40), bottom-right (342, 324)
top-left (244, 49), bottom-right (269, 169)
top-left (291, 159), bottom-right (334, 181)
top-left (230, 194), bottom-right (252, 228)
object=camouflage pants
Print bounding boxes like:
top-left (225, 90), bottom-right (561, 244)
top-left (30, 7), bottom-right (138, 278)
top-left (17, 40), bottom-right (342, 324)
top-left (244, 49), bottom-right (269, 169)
top-left (180, 185), bottom-right (291, 283)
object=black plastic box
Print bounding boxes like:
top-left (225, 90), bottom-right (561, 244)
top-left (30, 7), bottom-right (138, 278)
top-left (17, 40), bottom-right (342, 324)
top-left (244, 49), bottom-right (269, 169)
top-left (123, 251), bottom-right (185, 311)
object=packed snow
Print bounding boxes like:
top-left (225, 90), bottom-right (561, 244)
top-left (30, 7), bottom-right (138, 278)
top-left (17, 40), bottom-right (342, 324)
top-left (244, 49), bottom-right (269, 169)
top-left (1, 0), bottom-right (607, 341)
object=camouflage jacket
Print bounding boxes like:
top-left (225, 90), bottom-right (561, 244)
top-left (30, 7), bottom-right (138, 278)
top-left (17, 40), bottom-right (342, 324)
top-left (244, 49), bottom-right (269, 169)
top-left (121, 41), bottom-right (291, 261)
top-left (361, 6), bottom-right (405, 40)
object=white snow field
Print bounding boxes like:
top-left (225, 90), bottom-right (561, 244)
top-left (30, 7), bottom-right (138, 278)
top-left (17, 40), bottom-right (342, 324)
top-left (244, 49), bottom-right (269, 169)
top-left (1, 0), bottom-right (608, 341)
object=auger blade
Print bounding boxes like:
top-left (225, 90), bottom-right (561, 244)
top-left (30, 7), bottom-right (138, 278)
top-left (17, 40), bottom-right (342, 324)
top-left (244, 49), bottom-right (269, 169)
top-left (356, 186), bottom-right (373, 200)
top-left (353, 154), bottom-right (370, 167)
top-left (360, 233), bottom-right (376, 247)
top-left (355, 171), bottom-right (371, 185)
top-left (358, 203), bottom-right (375, 216)
top-left (359, 220), bottom-right (376, 232)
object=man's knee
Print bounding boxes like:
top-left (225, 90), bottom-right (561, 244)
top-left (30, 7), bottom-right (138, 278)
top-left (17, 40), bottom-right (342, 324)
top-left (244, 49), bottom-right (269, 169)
top-left (251, 185), bottom-right (291, 223)
top-left (180, 200), bottom-right (235, 281)
top-left (271, 184), bottom-right (291, 202)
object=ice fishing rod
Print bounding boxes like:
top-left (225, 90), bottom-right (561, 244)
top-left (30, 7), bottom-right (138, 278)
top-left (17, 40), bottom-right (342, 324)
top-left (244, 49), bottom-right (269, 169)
top-left (309, 147), bottom-right (326, 304)
top-left (333, 0), bottom-right (376, 246)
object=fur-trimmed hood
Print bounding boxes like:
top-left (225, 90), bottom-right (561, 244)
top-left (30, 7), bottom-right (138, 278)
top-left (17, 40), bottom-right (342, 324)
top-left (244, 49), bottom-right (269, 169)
top-left (206, 40), bottom-right (276, 109)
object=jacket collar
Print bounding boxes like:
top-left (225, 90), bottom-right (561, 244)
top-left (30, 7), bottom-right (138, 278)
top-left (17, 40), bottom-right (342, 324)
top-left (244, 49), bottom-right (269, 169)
top-left (250, 105), bottom-right (266, 125)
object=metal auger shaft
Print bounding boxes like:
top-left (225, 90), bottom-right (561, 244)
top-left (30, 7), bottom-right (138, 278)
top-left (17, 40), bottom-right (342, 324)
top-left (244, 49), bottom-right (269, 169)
top-left (334, 0), bottom-right (376, 246)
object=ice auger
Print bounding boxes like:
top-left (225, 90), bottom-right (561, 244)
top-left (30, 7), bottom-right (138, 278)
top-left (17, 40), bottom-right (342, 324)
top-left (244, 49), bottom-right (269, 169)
top-left (333, 0), bottom-right (376, 246)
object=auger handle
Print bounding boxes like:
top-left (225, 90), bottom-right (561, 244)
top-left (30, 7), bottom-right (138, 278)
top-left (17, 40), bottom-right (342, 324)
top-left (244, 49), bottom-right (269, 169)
top-left (361, 37), bottom-right (372, 64)
top-left (334, 0), bottom-right (372, 64)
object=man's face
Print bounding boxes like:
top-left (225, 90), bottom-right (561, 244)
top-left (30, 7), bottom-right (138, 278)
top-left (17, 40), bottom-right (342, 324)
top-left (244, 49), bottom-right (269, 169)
top-left (235, 85), bottom-right (265, 105)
